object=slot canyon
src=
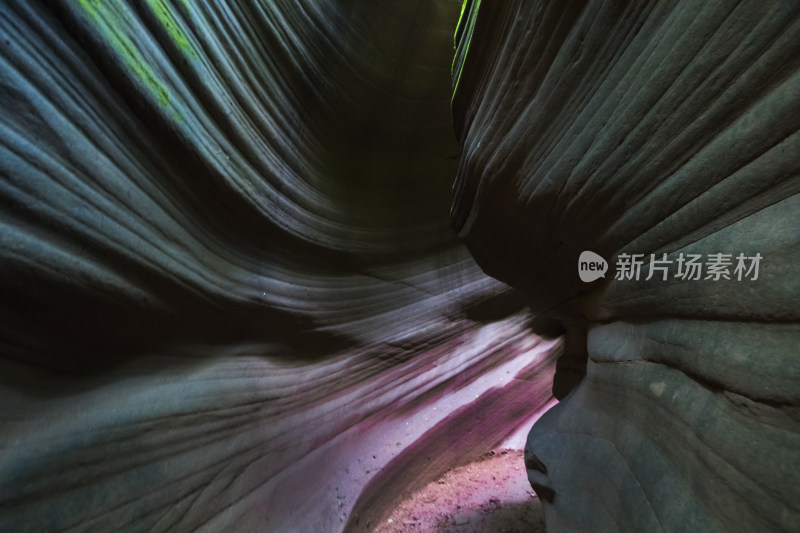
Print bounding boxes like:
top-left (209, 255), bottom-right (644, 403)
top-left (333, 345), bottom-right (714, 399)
top-left (1, 1), bottom-right (798, 532)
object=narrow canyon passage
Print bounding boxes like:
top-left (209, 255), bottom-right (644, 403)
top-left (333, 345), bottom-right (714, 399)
top-left (1, 1), bottom-right (798, 533)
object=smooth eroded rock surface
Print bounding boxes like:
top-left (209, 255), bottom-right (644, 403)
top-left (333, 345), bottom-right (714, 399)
top-left (452, 1), bottom-right (799, 532)
top-left (0, 1), bottom-right (559, 531)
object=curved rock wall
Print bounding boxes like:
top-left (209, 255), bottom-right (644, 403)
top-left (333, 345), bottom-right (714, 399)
top-left (452, 1), bottom-right (800, 532)
top-left (0, 1), bottom-right (559, 531)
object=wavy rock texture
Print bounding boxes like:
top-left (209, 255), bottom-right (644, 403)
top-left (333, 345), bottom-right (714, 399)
top-left (452, 1), bottom-right (800, 532)
top-left (0, 1), bottom-right (559, 531)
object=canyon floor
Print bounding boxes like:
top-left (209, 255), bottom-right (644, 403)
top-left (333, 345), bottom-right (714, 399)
top-left (373, 449), bottom-right (546, 533)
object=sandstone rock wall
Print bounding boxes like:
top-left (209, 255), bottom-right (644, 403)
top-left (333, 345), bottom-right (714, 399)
top-left (452, 1), bottom-right (800, 532)
top-left (0, 1), bottom-right (558, 531)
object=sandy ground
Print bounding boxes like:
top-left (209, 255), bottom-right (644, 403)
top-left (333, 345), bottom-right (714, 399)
top-left (372, 449), bottom-right (546, 533)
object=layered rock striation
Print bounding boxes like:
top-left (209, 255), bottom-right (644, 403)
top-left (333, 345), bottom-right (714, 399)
top-left (0, 1), bottom-right (558, 531)
top-left (452, 1), bottom-right (800, 532)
